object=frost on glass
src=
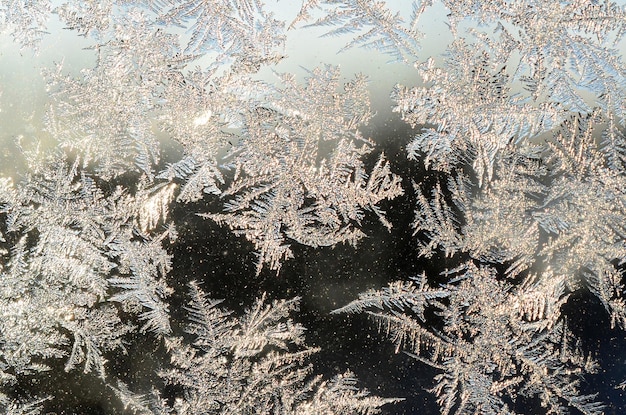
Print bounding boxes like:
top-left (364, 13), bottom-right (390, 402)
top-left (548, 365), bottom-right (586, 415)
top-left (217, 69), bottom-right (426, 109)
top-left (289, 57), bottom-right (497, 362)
top-left (108, 282), bottom-right (397, 414)
top-left (203, 66), bottom-right (403, 274)
top-left (0, 0), bottom-right (626, 414)
top-left (153, 282), bottom-right (396, 414)
top-left (297, 0), bottom-right (626, 414)
top-left (291, 0), bottom-right (425, 62)
top-left (0, 0), bottom-right (401, 412)
top-left (0, 155), bottom-right (172, 381)
top-left (335, 264), bottom-right (603, 415)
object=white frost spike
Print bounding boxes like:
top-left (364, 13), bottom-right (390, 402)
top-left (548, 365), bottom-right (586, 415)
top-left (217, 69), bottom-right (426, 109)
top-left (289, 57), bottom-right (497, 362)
top-left (139, 183), bottom-right (177, 232)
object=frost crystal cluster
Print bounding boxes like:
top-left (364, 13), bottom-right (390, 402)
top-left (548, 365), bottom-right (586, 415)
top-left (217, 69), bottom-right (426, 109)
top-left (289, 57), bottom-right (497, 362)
top-left (0, 0), bottom-right (625, 414)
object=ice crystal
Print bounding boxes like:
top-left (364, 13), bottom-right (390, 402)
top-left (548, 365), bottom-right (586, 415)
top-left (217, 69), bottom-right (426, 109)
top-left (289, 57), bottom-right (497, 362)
top-left (336, 263), bottom-right (603, 415)
top-left (1, 0), bottom-right (626, 413)
top-left (203, 66), bottom-right (403, 274)
top-left (113, 282), bottom-right (395, 414)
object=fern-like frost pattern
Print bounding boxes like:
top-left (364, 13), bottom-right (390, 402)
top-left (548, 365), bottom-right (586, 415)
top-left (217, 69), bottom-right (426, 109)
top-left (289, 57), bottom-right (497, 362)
top-left (1, 0), bottom-right (626, 413)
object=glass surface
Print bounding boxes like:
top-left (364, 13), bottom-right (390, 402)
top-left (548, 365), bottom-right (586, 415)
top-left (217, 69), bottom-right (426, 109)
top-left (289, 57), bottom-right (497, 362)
top-left (0, 1), bottom-right (625, 414)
